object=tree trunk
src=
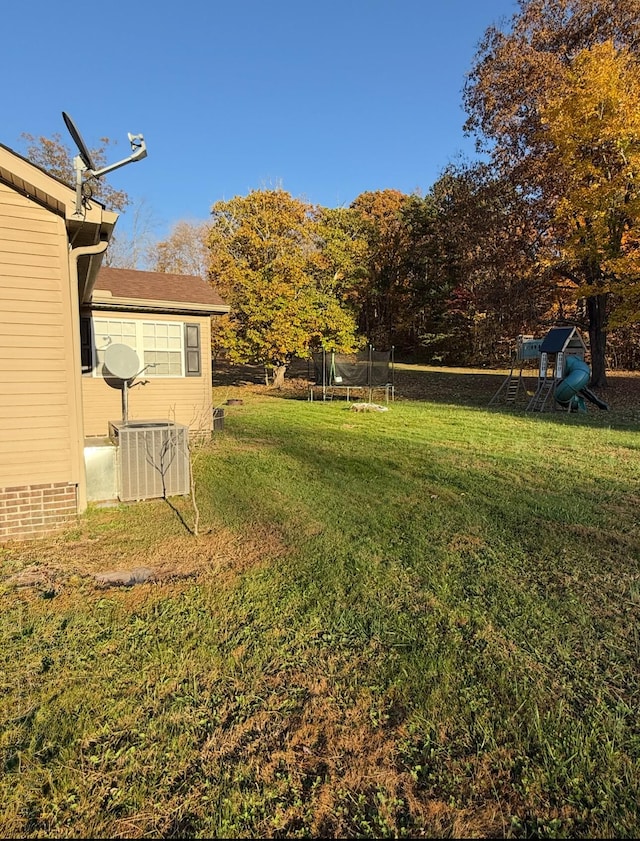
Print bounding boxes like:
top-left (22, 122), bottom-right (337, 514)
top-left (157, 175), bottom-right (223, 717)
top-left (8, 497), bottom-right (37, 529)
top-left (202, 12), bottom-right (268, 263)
top-left (272, 364), bottom-right (287, 389)
top-left (587, 293), bottom-right (608, 388)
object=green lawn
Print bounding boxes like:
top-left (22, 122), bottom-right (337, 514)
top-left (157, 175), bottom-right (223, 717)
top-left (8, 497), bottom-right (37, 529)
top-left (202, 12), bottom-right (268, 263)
top-left (1, 386), bottom-right (639, 838)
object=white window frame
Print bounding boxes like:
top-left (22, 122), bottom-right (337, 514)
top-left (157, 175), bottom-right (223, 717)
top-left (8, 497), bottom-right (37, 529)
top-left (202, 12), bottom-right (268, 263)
top-left (90, 317), bottom-right (187, 378)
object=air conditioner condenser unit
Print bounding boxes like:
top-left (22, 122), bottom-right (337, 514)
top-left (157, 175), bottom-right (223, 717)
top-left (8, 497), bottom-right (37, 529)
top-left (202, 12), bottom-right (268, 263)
top-left (108, 421), bottom-right (190, 502)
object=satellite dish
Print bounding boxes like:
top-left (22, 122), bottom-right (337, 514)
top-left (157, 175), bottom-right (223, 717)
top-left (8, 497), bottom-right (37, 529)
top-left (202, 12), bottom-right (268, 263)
top-left (62, 111), bottom-right (96, 171)
top-left (104, 343), bottom-right (140, 380)
top-left (61, 110), bottom-right (148, 215)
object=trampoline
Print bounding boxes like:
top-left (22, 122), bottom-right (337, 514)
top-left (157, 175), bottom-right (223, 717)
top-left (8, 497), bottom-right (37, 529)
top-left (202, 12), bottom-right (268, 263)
top-left (309, 346), bottom-right (395, 403)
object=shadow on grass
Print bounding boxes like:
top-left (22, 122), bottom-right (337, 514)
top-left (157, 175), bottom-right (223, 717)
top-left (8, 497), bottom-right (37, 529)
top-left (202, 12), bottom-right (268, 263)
top-left (213, 359), bottom-right (640, 430)
top-left (163, 496), bottom-right (194, 535)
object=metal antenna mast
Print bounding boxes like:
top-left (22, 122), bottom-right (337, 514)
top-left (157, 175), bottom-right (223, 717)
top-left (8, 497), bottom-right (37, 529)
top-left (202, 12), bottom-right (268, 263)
top-left (62, 111), bottom-right (148, 215)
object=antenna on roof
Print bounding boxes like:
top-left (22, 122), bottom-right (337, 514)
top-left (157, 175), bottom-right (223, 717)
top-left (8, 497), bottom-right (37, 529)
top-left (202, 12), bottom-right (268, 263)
top-left (61, 111), bottom-right (148, 215)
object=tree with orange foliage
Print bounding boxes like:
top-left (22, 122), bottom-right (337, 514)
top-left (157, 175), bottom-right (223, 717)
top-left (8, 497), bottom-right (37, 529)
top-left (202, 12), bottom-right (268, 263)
top-left (152, 219), bottom-right (211, 278)
top-left (350, 189), bottom-right (419, 349)
top-left (464, 0), bottom-right (640, 385)
top-left (207, 189), bottom-right (361, 387)
top-left (540, 42), bottom-right (640, 346)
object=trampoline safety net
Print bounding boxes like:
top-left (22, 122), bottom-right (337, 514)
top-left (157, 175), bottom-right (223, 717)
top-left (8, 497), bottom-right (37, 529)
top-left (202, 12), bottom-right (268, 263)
top-left (311, 348), bottom-right (393, 390)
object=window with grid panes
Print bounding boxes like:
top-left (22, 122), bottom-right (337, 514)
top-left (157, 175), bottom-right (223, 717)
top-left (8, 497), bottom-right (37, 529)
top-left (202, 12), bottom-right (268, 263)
top-left (93, 318), bottom-right (138, 373)
top-left (142, 321), bottom-right (183, 376)
top-left (87, 317), bottom-right (200, 378)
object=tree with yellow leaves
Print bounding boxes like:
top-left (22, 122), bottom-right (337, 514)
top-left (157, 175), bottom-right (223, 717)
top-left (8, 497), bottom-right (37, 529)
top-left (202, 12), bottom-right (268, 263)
top-left (208, 189), bottom-right (362, 388)
top-left (465, 0), bottom-right (640, 385)
top-left (541, 40), bottom-right (640, 373)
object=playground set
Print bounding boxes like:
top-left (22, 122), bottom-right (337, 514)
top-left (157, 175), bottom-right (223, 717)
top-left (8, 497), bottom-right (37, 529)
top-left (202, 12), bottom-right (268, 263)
top-left (308, 346), bottom-right (395, 403)
top-left (489, 327), bottom-right (609, 412)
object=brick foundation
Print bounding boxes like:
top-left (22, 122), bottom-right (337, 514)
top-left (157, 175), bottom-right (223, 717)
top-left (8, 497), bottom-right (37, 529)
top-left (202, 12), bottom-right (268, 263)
top-left (0, 482), bottom-right (78, 542)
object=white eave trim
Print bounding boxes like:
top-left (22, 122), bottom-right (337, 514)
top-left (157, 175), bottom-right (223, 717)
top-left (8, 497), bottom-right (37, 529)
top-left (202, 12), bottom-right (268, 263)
top-left (89, 292), bottom-right (229, 315)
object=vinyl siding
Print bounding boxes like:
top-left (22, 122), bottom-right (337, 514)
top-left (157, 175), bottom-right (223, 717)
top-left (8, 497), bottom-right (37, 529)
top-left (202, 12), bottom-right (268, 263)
top-left (0, 182), bottom-right (80, 489)
top-left (82, 311), bottom-right (214, 436)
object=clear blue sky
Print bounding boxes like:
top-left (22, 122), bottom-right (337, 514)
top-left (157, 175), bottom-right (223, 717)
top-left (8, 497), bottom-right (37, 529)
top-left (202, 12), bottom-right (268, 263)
top-left (3, 0), bottom-right (517, 240)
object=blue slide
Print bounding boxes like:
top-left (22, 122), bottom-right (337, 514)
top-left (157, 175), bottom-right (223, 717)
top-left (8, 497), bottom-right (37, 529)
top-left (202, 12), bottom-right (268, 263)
top-left (555, 355), bottom-right (609, 410)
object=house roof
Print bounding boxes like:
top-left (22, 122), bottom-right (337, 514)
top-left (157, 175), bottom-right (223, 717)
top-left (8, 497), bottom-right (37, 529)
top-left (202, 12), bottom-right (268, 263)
top-left (92, 267), bottom-right (229, 315)
top-left (0, 142), bottom-right (116, 234)
top-left (0, 142), bottom-right (118, 303)
top-left (540, 327), bottom-right (586, 354)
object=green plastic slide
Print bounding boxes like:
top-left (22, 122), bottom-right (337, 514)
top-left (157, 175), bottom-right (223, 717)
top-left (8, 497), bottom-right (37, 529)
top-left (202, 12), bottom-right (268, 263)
top-left (555, 355), bottom-right (609, 410)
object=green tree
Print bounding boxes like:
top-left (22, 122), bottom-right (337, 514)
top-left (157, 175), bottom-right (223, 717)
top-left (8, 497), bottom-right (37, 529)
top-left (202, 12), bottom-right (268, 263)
top-left (314, 206), bottom-right (369, 305)
top-left (409, 166), bottom-right (537, 364)
top-left (464, 0), bottom-right (640, 385)
top-left (208, 189), bottom-right (360, 387)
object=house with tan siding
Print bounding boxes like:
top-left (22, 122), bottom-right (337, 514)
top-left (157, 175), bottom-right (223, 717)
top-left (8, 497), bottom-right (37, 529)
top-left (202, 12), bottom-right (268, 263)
top-left (0, 143), bottom-right (228, 541)
top-left (83, 267), bottom-right (227, 436)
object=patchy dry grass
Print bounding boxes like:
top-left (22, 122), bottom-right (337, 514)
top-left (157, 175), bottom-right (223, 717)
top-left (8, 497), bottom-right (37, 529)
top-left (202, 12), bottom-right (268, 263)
top-left (1, 364), bottom-right (639, 838)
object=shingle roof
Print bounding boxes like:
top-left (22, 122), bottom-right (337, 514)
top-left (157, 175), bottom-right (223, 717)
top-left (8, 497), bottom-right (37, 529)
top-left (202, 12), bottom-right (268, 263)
top-left (540, 327), bottom-right (585, 353)
top-left (93, 267), bottom-right (228, 313)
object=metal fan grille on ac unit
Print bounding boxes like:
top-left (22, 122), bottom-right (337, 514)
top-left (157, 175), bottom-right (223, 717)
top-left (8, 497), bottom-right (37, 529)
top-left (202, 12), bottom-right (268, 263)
top-left (109, 422), bottom-right (190, 501)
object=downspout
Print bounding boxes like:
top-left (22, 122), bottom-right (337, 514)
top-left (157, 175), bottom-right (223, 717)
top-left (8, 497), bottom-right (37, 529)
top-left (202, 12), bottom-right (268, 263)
top-left (68, 240), bottom-right (109, 514)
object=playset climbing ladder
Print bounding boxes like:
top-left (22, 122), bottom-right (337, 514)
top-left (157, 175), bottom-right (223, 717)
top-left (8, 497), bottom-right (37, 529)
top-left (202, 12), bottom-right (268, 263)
top-left (488, 353), bottom-right (529, 406)
top-left (526, 352), bottom-right (556, 411)
top-left (490, 327), bottom-right (608, 414)
top-left (489, 335), bottom-right (541, 407)
top-left (526, 328), bottom-right (588, 413)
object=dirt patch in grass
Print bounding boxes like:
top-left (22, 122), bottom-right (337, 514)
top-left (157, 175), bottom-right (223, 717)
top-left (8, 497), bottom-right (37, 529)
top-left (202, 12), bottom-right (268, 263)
top-left (1, 520), bottom-right (286, 598)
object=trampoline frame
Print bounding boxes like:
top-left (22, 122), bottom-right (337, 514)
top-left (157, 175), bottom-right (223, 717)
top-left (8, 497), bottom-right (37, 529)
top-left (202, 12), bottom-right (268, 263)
top-left (308, 346), bottom-right (395, 403)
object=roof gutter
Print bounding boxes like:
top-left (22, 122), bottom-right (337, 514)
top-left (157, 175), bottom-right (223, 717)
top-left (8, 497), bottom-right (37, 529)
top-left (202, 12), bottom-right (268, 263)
top-left (71, 240), bottom-right (110, 304)
top-left (89, 295), bottom-right (230, 315)
top-left (68, 240), bottom-right (109, 515)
